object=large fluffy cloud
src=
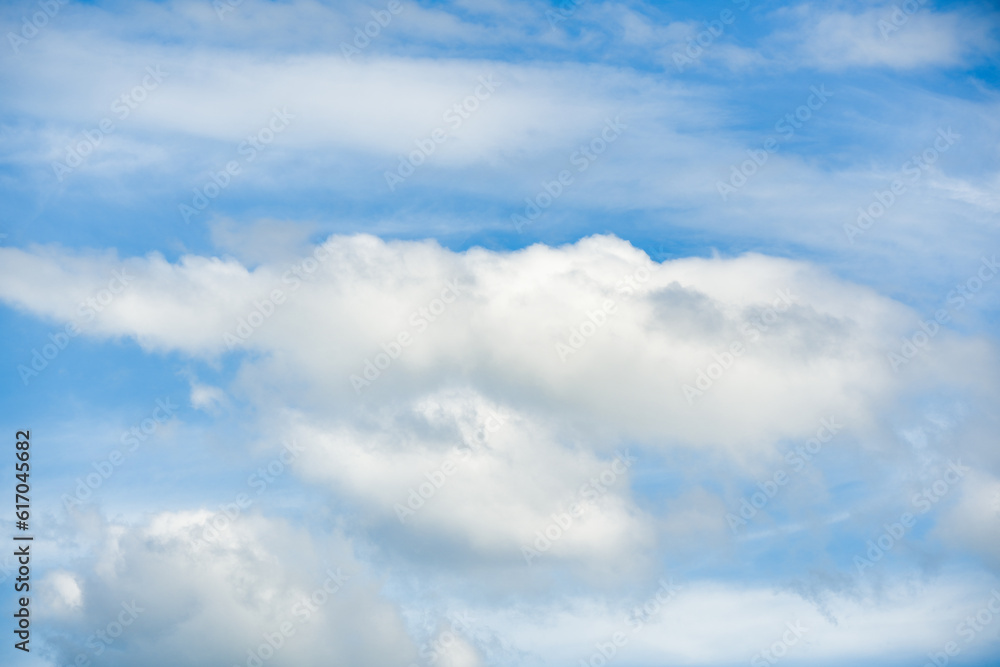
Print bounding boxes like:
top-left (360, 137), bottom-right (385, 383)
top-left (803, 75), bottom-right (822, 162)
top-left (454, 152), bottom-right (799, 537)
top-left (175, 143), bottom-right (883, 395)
top-left (0, 233), bottom-right (976, 443)
top-left (2, 234), bottom-right (997, 569)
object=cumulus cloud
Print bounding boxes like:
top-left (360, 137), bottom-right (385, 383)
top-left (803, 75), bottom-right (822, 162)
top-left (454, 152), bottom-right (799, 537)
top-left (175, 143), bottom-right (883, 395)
top-left (0, 234), bottom-right (973, 450)
top-left (2, 235), bottom-right (997, 577)
top-left (37, 509), bottom-right (423, 667)
top-left (286, 387), bottom-right (654, 570)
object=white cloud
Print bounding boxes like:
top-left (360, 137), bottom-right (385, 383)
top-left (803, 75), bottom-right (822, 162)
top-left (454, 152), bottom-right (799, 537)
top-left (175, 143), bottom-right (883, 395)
top-left (0, 31), bottom-right (636, 168)
top-left (0, 234), bottom-right (937, 449)
top-left (0, 234), bottom-right (990, 454)
top-left (931, 171), bottom-right (1000, 213)
top-left (286, 387), bottom-right (654, 567)
top-left (778, 4), bottom-right (996, 70)
top-left (474, 574), bottom-right (998, 665)
top-left (40, 570), bottom-right (83, 614)
top-left (934, 468), bottom-right (1000, 569)
top-left (34, 507), bottom-right (1000, 666)
top-left (189, 380), bottom-right (227, 413)
top-left (3, 234), bottom-right (997, 575)
top-left (38, 509), bottom-right (425, 667)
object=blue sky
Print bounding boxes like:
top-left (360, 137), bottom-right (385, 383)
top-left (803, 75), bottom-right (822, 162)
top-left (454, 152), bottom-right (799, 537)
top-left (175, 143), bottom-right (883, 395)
top-left (1, 1), bottom-right (1000, 666)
